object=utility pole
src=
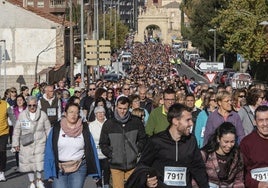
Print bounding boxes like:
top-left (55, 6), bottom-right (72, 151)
top-left (80, 0), bottom-right (85, 87)
top-left (69, 0), bottom-right (74, 86)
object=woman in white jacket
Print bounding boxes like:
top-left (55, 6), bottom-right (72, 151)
top-left (89, 106), bottom-right (110, 188)
top-left (12, 96), bottom-right (51, 188)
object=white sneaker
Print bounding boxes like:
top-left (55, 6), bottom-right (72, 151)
top-left (29, 182), bottom-right (36, 188)
top-left (36, 180), bottom-right (45, 188)
top-left (0, 172), bottom-right (6, 182)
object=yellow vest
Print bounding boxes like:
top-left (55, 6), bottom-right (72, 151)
top-left (0, 100), bottom-right (9, 136)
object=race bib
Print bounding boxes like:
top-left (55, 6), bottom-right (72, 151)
top-left (201, 127), bottom-right (205, 137)
top-left (164, 166), bottom-right (187, 186)
top-left (20, 120), bottom-right (31, 130)
top-left (251, 167), bottom-right (268, 182)
top-left (209, 182), bottom-right (219, 188)
top-left (47, 108), bottom-right (56, 116)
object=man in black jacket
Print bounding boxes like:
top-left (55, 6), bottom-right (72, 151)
top-left (99, 96), bottom-right (147, 188)
top-left (135, 103), bottom-right (208, 188)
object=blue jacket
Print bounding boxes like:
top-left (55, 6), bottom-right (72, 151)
top-left (194, 109), bottom-right (210, 148)
top-left (44, 122), bottom-right (101, 180)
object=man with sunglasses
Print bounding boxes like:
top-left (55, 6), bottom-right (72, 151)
top-left (81, 83), bottom-right (96, 119)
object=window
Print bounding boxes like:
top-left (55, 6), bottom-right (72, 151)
top-left (37, 0), bottom-right (44, 7)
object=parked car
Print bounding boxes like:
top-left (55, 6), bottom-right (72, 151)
top-left (230, 73), bottom-right (253, 89)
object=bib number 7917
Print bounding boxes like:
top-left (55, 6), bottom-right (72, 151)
top-left (164, 166), bottom-right (187, 186)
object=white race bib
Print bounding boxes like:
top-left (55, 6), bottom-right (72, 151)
top-left (47, 108), bottom-right (56, 116)
top-left (209, 182), bottom-right (219, 188)
top-left (251, 167), bottom-right (268, 182)
top-left (164, 166), bottom-right (187, 186)
top-left (20, 120), bottom-right (31, 130)
top-left (201, 127), bottom-right (205, 137)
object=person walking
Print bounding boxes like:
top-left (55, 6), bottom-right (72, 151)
top-left (0, 98), bottom-right (16, 182)
top-left (89, 106), bottom-right (110, 188)
top-left (126, 103), bottom-right (208, 188)
top-left (12, 96), bottom-right (51, 188)
top-left (200, 122), bottom-right (244, 187)
top-left (11, 94), bottom-right (27, 171)
top-left (203, 91), bottom-right (245, 145)
top-left (146, 88), bottom-right (176, 136)
top-left (44, 103), bottom-right (101, 188)
top-left (240, 105), bottom-right (268, 187)
top-left (99, 96), bottom-right (147, 188)
top-left (38, 85), bottom-right (61, 127)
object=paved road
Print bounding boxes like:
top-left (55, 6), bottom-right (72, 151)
top-left (177, 62), bottom-right (209, 84)
top-left (1, 146), bottom-right (98, 188)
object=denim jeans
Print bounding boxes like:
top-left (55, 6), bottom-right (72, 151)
top-left (53, 159), bottom-right (87, 188)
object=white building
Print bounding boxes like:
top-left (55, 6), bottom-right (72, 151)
top-left (0, 0), bottom-right (68, 93)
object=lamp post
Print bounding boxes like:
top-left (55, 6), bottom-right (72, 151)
top-left (0, 40), bottom-right (6, 91)
top-left (208, 28), bottom-right (216, 62)
top-left (80, 0), bottom-right (85, 88)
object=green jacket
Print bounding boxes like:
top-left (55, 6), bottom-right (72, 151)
top-left (145, 106), bottom-right (169, 136)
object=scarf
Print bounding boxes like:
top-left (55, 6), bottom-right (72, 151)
top-left (114, 110), bottom-right (131, 124)
top-left (60, 117), bottom-right (83, 137)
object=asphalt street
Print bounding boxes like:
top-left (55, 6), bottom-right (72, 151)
top-left (177, 62), bottom-right (209, 84)
top-left (0, 146), bottom-right (98, 188)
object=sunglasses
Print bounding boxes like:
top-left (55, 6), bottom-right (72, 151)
top-left (28, 104), bottom-right (37, 108)
top-left (238, 95), bottom-right (245, 98)
top-left (123, 88), bottom-right (130, 90)
top-left (11, 90), bottom-right (17, 93)
top-left (89, 88), bottom-right (96, 91)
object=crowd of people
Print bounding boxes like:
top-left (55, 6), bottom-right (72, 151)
top-left (1, 41), bottom-right (268, 188)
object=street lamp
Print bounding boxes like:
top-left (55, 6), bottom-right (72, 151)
top-left (0, 40), bottom-right (6, 91)
top-left (208, 28), bottom-right (216, 62)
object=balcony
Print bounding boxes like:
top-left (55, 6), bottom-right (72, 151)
top-left (50, 0), bottom-right (66, 8)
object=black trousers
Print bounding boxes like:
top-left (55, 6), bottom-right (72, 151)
top-left (0, 134), bottom-right (8, 171)
top-left (96, 158), bottom-right (111, 187)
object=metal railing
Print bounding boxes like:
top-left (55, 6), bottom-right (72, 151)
top-left (50, 0), bottom-right (66, 8)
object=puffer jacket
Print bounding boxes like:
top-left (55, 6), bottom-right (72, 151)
top-left (99, 115), bottom-right (147, 171)
top-left (12, 107), bottom-right (51, 172)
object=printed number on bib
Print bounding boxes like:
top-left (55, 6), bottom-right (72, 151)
top-left (164, 166), bottom-right (187, 186)
top-left (21, 120), bottom-right (31, 129)
top-left (47, 108), bottom-right (56, 116)
top-left (251, 167), bottom-right (268, 182)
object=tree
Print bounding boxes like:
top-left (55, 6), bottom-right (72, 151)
top-left (99, 10), bottom-right (129, 50)
top-left (212, 0), bottom-right (268, 63)
top-left (181, 0), bottom-right (230, 61)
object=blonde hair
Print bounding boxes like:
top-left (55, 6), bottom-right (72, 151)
top-left (216, 91), bottom-right (231, 102)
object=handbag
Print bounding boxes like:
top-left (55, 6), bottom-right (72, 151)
top-left (20, 133), bottom-right (34, 146)
top-left (58, 159), bottom-right (83, 173)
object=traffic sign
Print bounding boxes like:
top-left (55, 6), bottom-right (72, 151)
top-left (196, 62), bottom-right (224, 72)
top-left (205, 72), bottom-right (217, 83)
